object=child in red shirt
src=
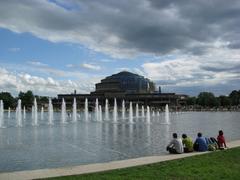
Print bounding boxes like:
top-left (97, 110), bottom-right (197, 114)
top-left (217, 130), bottom-right (227, 149)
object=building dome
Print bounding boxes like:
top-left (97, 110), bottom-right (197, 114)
top-left (94, 71), bottom-right (155, 94)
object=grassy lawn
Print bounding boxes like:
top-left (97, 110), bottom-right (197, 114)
top-left (45, 147), bottom-right (240, 180)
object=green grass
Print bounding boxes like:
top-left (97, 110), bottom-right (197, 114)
top-left (45, 147), bottom-right (240, 180)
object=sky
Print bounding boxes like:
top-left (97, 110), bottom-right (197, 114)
top-left (0, 0), bottom-right (240, 97)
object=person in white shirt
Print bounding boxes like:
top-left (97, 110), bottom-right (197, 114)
top-left (166, 133), bottom-right (184, 154)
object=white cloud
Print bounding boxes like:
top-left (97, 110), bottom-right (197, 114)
top-left (66, 64), bottom-right (74, 68)
top-left (8, 47), bottom-right (20, 52)
top-left (27, 61), bottom-right (48, 67)
top-left (142, 48), bottom-right (240, 91)
top-left (81, 63), bottom-right (101, 71)
top-left (0, 67), bottom-right (96, 97)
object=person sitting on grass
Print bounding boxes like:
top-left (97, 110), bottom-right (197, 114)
top-left (182, 134), bottom-right (193, 153)
top-left (205, 137), bottom-right (218, 151)
top-left (166, 133), bottom-right (184, 154)
top-left (193, 132), bottom-right (208, 152)
top-left (217, 130), bottom-right (227, 150)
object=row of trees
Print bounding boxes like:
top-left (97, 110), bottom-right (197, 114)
top-left (186, 90), bottom-right (240, 107)
top-left (0, 90), bottom-right (49, 109)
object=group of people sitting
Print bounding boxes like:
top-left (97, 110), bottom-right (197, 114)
top-left (166, 130), bottom-right (227, 154)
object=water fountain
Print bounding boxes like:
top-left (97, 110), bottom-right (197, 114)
top-left (0, 100), bottom-right (3, 127)
top-left (113, 98), bottom-right (117, 122)
top-left (122, 100), bottom-right (125, 119)
top-left (61, 98), bottom-right (66, 123)
top-left (41, 106), bottom-right (44, 120)
top-left (23, 106), bottom-right (26, 119)
top-left (99, 105), bottom-right (102, 122)
top-left (48, 98), bottom-right (53, 124)
top-left (152, 110), bottom-right (155, 117)
top-left (31, 106), bottom-right (34, 119)
top-left (33, 98), bottom-right (38, 125)
top-left (84, 98), bottom-right (88, 121)
top-left (146, 106), bottom-right (150, 124)
top-left (16, 99), bottom-right (22, 127)
top-left (72, 98), bottom-right (77, 122)
top-left (105, 99), bottom-right (109, 120)
top-left (165, 104), bottom-right (170, 124)
top-left (157, 111), bottom-right (160, 117)
top-left (8, 107), bottom-right (10, 118)
top-left (95, 98), bottom-right (99, 121)
top-left (141, 105), bottom-right (145, 117)
top-left (129, 101), bottom-right (133, 124)
top-left (136, 103), bottom-right (139, 118)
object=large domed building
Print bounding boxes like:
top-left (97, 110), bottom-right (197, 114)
top-left (94, 71), bottom-right (155, 94)
top-left (57, 71), bottom-right (187, 108)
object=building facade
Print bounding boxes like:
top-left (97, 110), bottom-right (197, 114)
top-left (57, 71), bottom-right (187, 110)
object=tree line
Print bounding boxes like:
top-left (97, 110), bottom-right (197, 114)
top-left (0, 90), bottom-right (49, 109)
top-left (186, 90), bottom-right (240, 107)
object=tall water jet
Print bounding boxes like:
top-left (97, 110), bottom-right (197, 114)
top-left (113, 98), bottom-right (117, 122)
top-left (157, 111), bottom-right (160, 116)
top-left (141, 105), bottom-right (145, 117)
top-left (146, 106), bottom-right (150, 124)
top-left (105, 99), bottom-right (109, 120)
top-left (61, 98), bottom-right (66, 123)
top-left (152, 110), bottom-right (155, 117)
top-left (165, 104), bottom-right (170, 124)
top-left (99, 105), bottom-right (102, 122)
top-left (23, 106), bottom-right (26, 119)
top-left (48, 98), bottom-right (53, 124)
top-left (84, 98), bottom-right (88, 121)
top-left (122, 100), bottom-right (125, 119)
top-left (129, 101), bottom-right (133, 123)
top-left (16, 99), bottom-right (22, 127)
top-left (8, 107), bottom-right (10, 118)
top-left (72, 98), bottom-right (77, 122)
top-left (41, 106), bottom-right (44, 120)
top-left (31, 106), bottom-right (34, 119)
top-left (135, 103), bottom-right (139, 118)
top-left (33, 98), bottom-right (38, 125)
top-left (0, 100), bottom-right (3, 127)
top-left (95, 98), bottom-right (99, 121)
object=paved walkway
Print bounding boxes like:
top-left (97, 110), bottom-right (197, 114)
top-left (1, 140), bottom-right (240, 180)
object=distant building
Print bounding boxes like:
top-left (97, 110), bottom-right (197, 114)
top-left (57, 71), bottom-right (187, 109)
top-left (93, 71), bottom-right (155, 94)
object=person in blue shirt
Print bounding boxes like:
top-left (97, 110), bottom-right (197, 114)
top-left (193, 132), bottom-right (208, 152)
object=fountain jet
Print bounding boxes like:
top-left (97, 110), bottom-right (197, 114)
top-left (0, 100), bottom-right (4, 127)
top-left (165, 104), bottom-right (170, 124)
top-left (48, 98), bottom-right (53, 124)
top-left (129, 102), bottom-right (133, 124)
top-left (72, 98), bottom-right (77, 122)
top-left (113, 98), bottom-right (117, 122)
top-left (61, 98), bottom-right (66, 123)
top-left (105, 99), bottom-right (109, 120)
top-left (84, 98), bottom-right (88, 121)
top-left (122, 100), bottom-right (125, 119)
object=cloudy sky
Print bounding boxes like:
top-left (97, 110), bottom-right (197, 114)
top-left (0, 0), bottom-right (240, 97)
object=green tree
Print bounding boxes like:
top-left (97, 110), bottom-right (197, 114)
top-left (18, 90), bottom-right (34, 108)
top-left (0, 92), bottom-right (15, 109)
top-left (229, 90), bottom-right (240, 106)
top-left (196, 92), bottom-right (219, 107)
top-left (218, 95), bottom-right (231, 107)
top-left (186, 96), bottom-right (196, 105)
